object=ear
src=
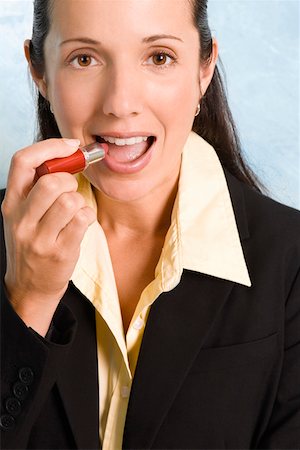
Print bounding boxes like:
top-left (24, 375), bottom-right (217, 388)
top-left (199, 37), bottom-right (218, 97)
top-left (24, 39), bottom-right (48, 99)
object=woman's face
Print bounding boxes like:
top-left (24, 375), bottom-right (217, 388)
top-left (40, 0), bottom-right (216, 202)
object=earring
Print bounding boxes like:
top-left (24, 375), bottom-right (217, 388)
top-left (50, 103), bottom-right (54, 114)
top-left (195, 103), bottom-right (201, 117)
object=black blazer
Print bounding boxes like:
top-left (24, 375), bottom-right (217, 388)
top-left (1, 170), bottom-right (300, 450)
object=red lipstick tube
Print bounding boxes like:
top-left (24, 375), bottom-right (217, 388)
top-left (36, 142), bottom-right (107, 178)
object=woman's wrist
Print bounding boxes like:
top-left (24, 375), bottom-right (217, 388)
top-left (5, 281), bottom-right (65, 337)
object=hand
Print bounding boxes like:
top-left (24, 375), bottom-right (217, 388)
top-left (1, 138), bottom-right (96, 336)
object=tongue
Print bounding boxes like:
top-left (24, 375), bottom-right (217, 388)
top-left (107, 139), bottom-right (149, 163)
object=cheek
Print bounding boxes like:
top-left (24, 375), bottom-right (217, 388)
top-left (152, 74), bottom-right (198, 143)
top-left (49, 73), bottom-right (98, 134)
top-left (153, 71), bottom-right (197, 110)
top-left (153, 67), bottom-right (198, 112)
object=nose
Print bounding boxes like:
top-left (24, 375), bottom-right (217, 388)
top-left (102, 65), bottom-right (143, 118)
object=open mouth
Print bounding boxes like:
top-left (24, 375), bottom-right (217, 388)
top-left (94, 135), bottom-right (156, 174)
top-left (96, 135), bottom-right (155, 162)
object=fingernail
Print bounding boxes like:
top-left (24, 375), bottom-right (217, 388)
top-left (63, 138), bottom-right (81, 148)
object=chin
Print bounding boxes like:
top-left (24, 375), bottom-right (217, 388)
top-left (90, 176), bottom-right (157, 203)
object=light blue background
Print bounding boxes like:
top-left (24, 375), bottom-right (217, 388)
top-left (0, 0), bottom-right (299, 208)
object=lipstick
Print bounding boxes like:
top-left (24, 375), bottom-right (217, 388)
top-left (36, 142), bottom-right (107, 178)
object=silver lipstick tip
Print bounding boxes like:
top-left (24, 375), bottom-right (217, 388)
top-left (81, 142), bottom-right (106, 165)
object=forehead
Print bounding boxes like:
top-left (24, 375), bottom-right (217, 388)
top-left (49, 0), bottom-right (195, 41)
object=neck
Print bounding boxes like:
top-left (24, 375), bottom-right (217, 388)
top-left (94, 177), bottom-right (179, 239)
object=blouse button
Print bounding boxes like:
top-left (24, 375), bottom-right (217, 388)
top-left (121, 386), bottom-right (131, 398)
top-left (133, 317), bottom-right (144, 330)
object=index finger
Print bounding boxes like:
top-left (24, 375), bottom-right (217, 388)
top-left (5, 138), bottom-right (80, 205)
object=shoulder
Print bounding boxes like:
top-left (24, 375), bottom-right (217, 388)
top-left (224, 169), bottom-right (300, 245)
top-left (223, 171), bottom-right (300, 296)
top-left (224, 169), bottom-right (300, 223)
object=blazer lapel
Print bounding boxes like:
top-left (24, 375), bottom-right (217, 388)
top-left (123, 272), bottom-right (235, 449)
top-left (56, 284), bottom-right (101, 450)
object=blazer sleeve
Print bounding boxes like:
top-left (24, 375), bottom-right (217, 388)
top-left (0, 282), bottom-right (77, 449)
top-left (257, 262), bottom-right (300, 448)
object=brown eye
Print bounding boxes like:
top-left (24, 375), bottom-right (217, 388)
top-left (152, 53), bottom-right (168, 65)
top-left (77, 55), bottom-right (92, 67)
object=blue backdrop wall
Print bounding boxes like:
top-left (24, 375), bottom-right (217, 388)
top-left (0, 0), bottom-right (299, 208)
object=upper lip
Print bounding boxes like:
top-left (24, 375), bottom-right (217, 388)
top-left (95, 132), bottom-right (155, 138)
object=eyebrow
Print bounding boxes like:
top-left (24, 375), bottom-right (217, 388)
top-left (142, 34), bottom-right (184, 43)
top-left (60, 34), bottom-right (183, 47)
top-left (60, 37), bottom-right (101, 47)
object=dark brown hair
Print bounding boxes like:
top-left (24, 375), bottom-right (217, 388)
top-left (29, 0), bottom-right (263, 191)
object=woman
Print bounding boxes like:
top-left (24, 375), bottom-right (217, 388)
top-left (1, 0), bottom-right (299, 449)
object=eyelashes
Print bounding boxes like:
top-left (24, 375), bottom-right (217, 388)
top-left (67, 50), bottom-right (178, 70)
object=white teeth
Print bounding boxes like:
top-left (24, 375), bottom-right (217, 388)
top-left (101, 135), bottom-right (148, 146)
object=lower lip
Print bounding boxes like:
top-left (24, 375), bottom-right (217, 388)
top-left (101, 138), bottom-right (156, 174)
